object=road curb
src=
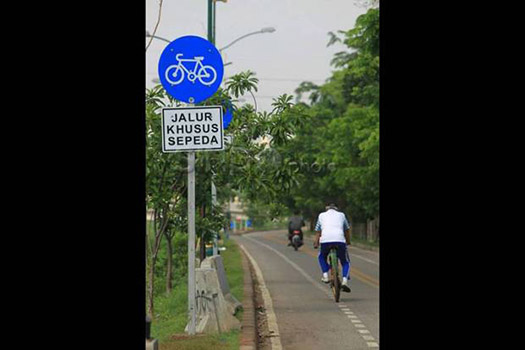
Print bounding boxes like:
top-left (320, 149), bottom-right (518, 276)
top-left (239, 247), bottom-right (257, 350)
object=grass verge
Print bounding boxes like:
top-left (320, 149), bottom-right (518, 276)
top-left (151, 238), bottom-right (244, 350)
top-left (158, 331), bottom-right (240, 350)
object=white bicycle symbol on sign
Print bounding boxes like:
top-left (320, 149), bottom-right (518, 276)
top-left (165, 53), bottom-right (218, 86)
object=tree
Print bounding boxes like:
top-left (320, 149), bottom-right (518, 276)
top-left (145, 86), bottom-right (187, 317)
top-left (279, 7), bottom-right (380, 225)
top-left (145, 71), bottom-right (306, 315)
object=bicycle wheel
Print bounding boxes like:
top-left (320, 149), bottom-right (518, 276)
top-left (165, 65), bottom-right (184, 85)
top-left (198, 65), bottom-right (217, 86)
top-left (330, 249), bottom-right (341, 302)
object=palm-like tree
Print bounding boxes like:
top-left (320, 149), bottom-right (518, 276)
top-left (225, 71), bottom-right (259, 112)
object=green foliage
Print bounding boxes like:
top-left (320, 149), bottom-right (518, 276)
top-left (224, 70), bottom-right (258, 98)
top-left (220, 239), bottom-right (244, 304)
top-left (146, 6), bottom-right (379, 312)
top-left (152, 231), bottom-right (188, 295)
top-left (279, 8), bottom-right (379, 222)
top-left (243, 200), bottom-right (289, 228)
top-left (295, 81), bottom-right (321, 104)
top-left (146, 70), bottom-right (305, 305)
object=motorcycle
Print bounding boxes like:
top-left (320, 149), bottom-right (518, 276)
top-left (291, 230), bottom-right (303, 251)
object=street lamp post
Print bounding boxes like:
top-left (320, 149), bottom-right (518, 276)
top-left (219, 27), bottom-right (276, 52)
top-left (146, 27), bottom-right (277, 53)
top-left (146, 27), bottom-right (274, 73)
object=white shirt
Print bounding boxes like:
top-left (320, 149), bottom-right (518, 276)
top-left (315, 209), bottom-right (350, 243)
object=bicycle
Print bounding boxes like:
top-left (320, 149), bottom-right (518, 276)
top-left (327, 245), bottom-right (342, 303)
top-left (164, 53), bottom-right (217, 86)
top-left (314, 243), bottom-right (343, 303)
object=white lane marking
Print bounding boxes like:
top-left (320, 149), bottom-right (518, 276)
top-left (347, 315), bottom-right (357, 318)
top-left (304, 236), bottom-right (379, 266)
top-left (238, 243), bottom-right (283, 350)
top-left (358, 330), bottom-right (371, 334)
top-left (243, 236), bottom-right (330, 295)
top-left (367, 342), bottom-right (379, 347)
top-left (242, 236), bottom-right (376, 346)
top-left (363, 335), bottom-right (375, 341)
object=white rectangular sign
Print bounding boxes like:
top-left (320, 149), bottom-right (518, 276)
top-left (162, 106), bottom-right (224, 152)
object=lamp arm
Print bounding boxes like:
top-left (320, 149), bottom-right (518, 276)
top-left (219, 31), bottom-right (263, 51)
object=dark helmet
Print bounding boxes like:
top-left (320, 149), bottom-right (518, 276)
top-left (325, 202), bottom-right (338, 210)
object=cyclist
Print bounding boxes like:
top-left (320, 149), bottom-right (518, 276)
top-left (313, 202), bottom-right (351, 293)
top-left (287, 210), bottom-right (305, 246)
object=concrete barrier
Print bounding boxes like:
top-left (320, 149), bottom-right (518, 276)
top-left (200, 255), bottom-right (243, 315)
top-left (145, 339), bottom-right (158, 350)
top-left (185, 266), bottom-right (241, 334)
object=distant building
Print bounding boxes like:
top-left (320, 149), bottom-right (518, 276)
top-left (226, 196), bottom-right (251, 232)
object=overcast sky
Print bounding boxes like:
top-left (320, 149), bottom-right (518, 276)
top-left (146, 0), bottom-right (369, 112)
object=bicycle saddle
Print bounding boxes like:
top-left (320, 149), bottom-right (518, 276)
top-left (194, 56), bottom-right (204, 60)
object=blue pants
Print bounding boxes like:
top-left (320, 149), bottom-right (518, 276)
top-left (318, 242), bottom-right (351, 279)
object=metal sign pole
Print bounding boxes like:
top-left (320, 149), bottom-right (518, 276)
top-left (158, 33), bottom-right (225, 336)
top-left (187, 150), bottom-right (196, 334)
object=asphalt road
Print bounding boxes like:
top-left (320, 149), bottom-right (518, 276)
top-left (233, 230), bottom-right (379, 350)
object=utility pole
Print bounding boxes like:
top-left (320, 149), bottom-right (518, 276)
top-left (213, 0), bottom-right (217, 44)
top-left (208, 0), bottom-right (217, 257)
top-left (188, 0), bottom-right (219, 316)
top-left (197, 0), bottom-right (216, 262)
top-left (208, 0), bottom-right (215, 45)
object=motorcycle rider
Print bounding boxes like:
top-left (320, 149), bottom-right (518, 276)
top-left (313, 202), bottom-right (352, 293)
top-left (287, 210), bottom-right (305, 246)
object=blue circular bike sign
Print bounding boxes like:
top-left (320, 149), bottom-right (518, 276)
top-left (158, 36), bottom-right (224, 104)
